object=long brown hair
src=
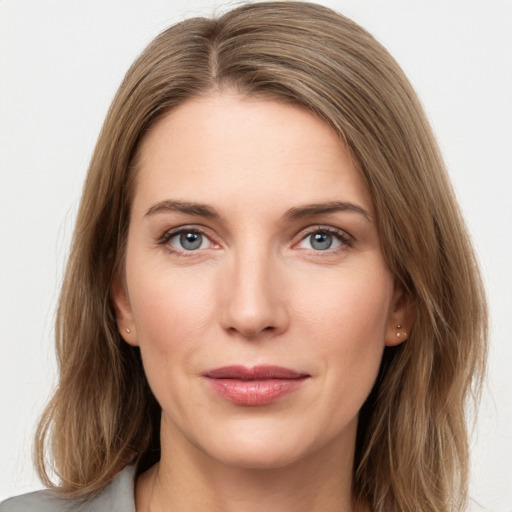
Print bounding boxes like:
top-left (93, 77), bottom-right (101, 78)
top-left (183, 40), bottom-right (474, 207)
top-left (35, 3), bottom-right (487, 510)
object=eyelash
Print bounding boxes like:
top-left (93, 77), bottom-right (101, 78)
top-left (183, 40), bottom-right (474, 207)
top-left (157, 225), bottom-right (354, 256)
top-left (158, 225), bottom-right (217, 256)
top-left (298, 226), bottom-right (354, 253)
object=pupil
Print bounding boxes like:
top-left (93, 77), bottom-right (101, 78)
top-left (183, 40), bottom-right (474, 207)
top-left (311, 232), bottom-right (332, 250)
top-left (180, 232), bottom-right (202, 250)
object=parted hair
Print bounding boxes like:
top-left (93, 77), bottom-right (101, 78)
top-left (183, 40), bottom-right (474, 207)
top-left (35, 2), bottom-right (487, 511)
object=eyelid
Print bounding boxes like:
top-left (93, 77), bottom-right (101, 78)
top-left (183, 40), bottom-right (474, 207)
top-left (158, 225), bottom-right (220, 253)
top-left (293, 225), bottom-right (354, 250)
top-left (157, 223), bottom-right (354, 255)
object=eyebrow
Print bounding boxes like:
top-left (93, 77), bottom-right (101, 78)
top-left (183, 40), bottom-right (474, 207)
top-left (145, 200), bottom-right (222, 219)
top-left (284, 201), bottom-right (372, 222)
top-left (144, 199), bottom-right (371, 222)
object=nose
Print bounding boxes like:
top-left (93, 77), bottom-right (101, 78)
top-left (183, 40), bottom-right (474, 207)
top-left (219, 246), bottom-right (289, 339)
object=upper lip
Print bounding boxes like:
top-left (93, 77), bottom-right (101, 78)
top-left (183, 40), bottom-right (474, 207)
top-left (205, 365), bottom-right (308, 380)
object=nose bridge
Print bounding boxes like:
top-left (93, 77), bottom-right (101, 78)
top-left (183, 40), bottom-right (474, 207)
top-left (221, 238), bottom-right (288, 338)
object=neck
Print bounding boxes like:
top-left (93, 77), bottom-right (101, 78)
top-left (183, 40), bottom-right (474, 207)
top-left (136, 417), bottom-right (365, 512)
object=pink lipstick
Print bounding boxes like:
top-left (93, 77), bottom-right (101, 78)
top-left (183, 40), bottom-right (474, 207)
top-left (204, 365), bottom-right (309, 406)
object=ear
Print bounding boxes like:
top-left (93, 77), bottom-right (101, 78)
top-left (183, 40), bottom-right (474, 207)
top-left (384, 283), bottom-right (415, 347)
top-left (110, 274), bottom-right (138, 346)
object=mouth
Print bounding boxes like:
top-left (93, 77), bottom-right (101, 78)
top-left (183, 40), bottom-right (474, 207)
top-left (203, 365), bottom-right (310, 406)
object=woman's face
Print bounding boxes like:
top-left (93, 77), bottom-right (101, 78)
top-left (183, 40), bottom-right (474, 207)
top-left (114, 92), bottom-right (407, 470)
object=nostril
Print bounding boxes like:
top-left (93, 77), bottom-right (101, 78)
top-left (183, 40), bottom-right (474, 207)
top-left (219, 274), bottom-right (289, 338)
top-left (226, 323), bottom-right (275, 339)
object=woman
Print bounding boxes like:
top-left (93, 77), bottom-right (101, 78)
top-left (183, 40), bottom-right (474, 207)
top-left (1, 2), bottom-right (487, 511)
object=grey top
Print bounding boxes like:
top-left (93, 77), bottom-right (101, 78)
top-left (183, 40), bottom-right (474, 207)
top-left (0, 465), bottom-right (136, 512)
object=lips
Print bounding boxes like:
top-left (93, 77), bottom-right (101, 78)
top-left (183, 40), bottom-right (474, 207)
top-left (204, 365), bottom-right (309, 406)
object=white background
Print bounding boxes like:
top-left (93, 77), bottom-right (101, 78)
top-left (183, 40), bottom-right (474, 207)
top-left (0, 0), bottom-right (511, 509)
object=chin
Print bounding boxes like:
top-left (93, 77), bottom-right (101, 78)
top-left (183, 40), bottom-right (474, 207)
top-left (208, 443), bottom-right (307, 471)
top-left (195, 421), bottom-right (339, 471)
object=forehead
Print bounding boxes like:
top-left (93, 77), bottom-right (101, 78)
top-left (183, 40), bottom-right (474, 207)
top-left (132, 92), bottom-right (372, 217)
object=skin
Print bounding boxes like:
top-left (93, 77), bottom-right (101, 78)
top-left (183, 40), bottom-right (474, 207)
top-left (112, 92), bottom-right (410, 512)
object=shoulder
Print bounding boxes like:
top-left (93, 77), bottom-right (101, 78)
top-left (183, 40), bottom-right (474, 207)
top-left (0, 465), bottom-right (137, 512)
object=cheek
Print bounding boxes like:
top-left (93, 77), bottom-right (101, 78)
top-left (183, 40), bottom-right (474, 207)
top-left (293, 264), bottom-right (393, 345)
top-left (291, 265), bottom-right (393, 403)
top-left (132, 277), bottom-right (211, 344)
top-left (126, 266), bottom-right (219, 417)
top-left (125, 252), bottom-right (218, 378)
top-left (127, 231), bottom-right (214, 326)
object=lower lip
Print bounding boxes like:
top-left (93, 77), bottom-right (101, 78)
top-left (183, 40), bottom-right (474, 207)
top-left (207, 378), bottom-right (307, 406)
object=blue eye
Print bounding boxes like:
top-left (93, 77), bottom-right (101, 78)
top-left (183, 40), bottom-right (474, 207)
top-left (297, 230), bottom-right (346, 251)
top-left (310, 232), bottom-right (334, 250)
top-left (169, 231), bottom-right (209, 251)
